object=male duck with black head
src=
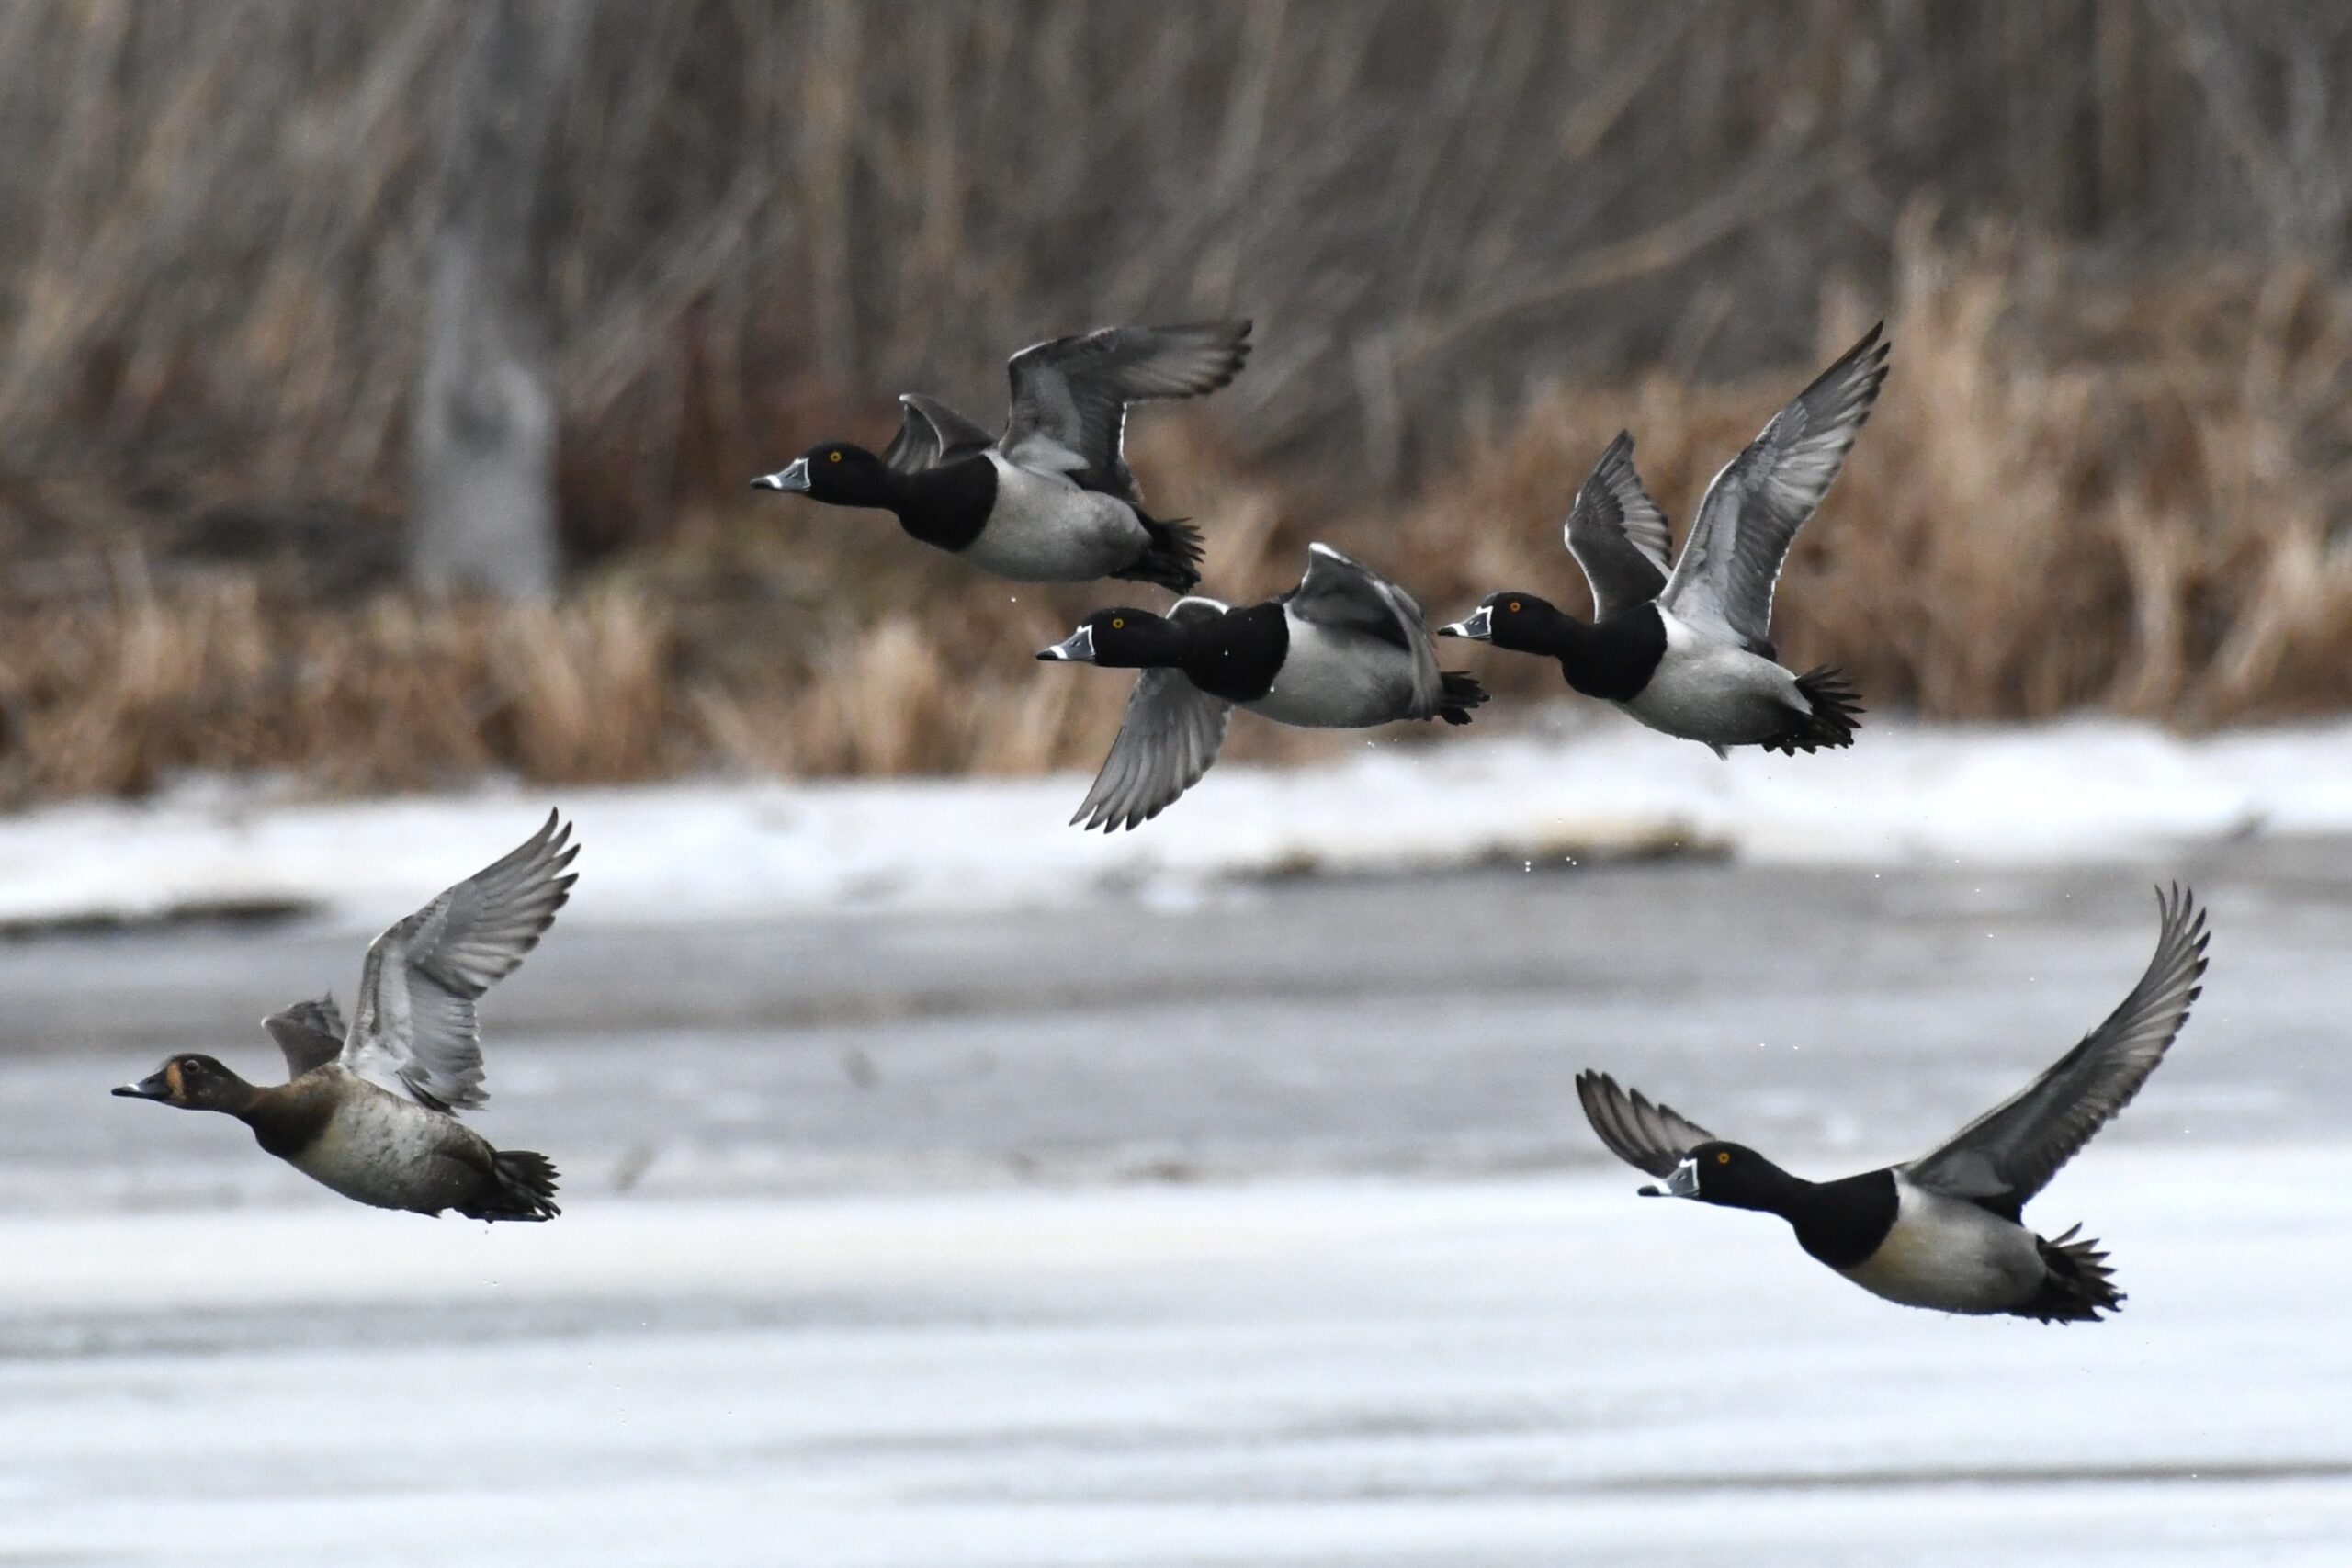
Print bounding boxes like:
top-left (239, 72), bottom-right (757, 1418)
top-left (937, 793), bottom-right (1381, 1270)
top-left (114, 812), bottom-right (579, 1223)
top-left (1578, 886), bottom-right (2209, 1322)
top-left (1442, 325), bottom-right (1888, 757)
top-left (1036, 543), bottom-right (1487, 829)
top-left (752, 320), bottom-right (1251, 593)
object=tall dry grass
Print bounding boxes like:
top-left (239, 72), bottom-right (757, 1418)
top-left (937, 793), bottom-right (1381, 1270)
top-left (5, 0), bottom-right (2352, 559)
top-left (5, 235), bottom-right (2349, 805)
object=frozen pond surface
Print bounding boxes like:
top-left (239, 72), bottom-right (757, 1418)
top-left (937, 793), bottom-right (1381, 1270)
top-left (3, 846), bottom-right (2348, 1563)
top-left (5, 1161), bottom-right (2348, 1566)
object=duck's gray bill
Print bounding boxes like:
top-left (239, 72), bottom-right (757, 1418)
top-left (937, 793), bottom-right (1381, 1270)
top-left (111, 1071), bottom-right (172, 1100)
top-left (1638, 1158), bottom-right (1702, 1199)
top-left (751, 457), bottom-right (812, 492)
top-left (1438, 605), bottom-right (1493, 641)
top-left (1036, 626), bottom-right (1097, 663)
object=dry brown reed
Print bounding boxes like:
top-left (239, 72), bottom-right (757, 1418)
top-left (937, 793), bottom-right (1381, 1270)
top-left (5, 234), bottom-right (2350, 806)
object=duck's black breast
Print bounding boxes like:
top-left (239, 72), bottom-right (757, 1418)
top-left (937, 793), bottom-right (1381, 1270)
top-left (892, 454), bottom-right (999, 553)
top-left (1182, 602), bottom-right (1289, 703)
top-left (1562, 603), bottom-right (1668, 704)
top-left (1789, 1168), bottom-right (1901, 1270)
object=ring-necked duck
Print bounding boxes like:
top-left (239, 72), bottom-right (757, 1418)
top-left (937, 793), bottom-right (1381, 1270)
top-left (1442, 325), bottom-right (1888, 757)
top-left (752, 320), bottom-right (1251, 592)
top-left (1578, 885), bottom-right (2209, 1322)
top-left (114, 812), bottom-right (579, 1222)
top-left (1036, 543), bottom-right (1487, 829)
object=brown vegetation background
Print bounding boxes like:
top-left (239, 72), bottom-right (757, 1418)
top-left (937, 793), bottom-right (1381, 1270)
top-left (3, 1), bottom-right (2351, 803)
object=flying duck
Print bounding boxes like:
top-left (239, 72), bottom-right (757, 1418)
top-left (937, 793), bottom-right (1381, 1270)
top-left (1036, 543), bottom-right (1487, 829)
top-left (1577, 885), bottom-right (2210, 1323)
top-left (113, 812), bottom-right (579, 1223)
top-left (751, 320), bottom-right (1252, 592)
top-left (1441, 324), bottom-right (1888, 757)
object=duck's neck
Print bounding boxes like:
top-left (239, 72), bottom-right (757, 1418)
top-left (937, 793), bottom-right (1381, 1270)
top-left (1708, 1156), bottom-right (1818, 1220)
top-left (1116, 615), bottom-right (1199, 671)
top-left (235, 1076), bottom-right (332, 1160)
top-left (205, 1074), bottom-right (266, 1122)
top-left (887, 457), bottom-right (995, 551)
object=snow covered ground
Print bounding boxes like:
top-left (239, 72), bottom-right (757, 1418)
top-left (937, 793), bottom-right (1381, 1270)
top-left (2, 715), bottom-right (2350, 933)
top-left (6, 1151), bottom-right (2348, 1567)
top-left (8, 722), bottom-right (2349, 1564)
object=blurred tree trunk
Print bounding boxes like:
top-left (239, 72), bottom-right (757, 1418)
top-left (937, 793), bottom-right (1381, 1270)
top-left (408, 0), bottom-right (591, 600)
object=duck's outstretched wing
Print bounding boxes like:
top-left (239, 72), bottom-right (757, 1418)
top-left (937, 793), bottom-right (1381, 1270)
top-left (1905, 886), bottom-right (2209, 1211)
top-left (1563, 431), bottom-right (1671, 620)
top-left (1072, 598), bottom-right (1233, 832)
top-left (881, 393), bottom-right (997, 474)
top-left (344, 811), bottom-right (580, 1113)
top-left (1659, 324), bottom-right (1888, 655)
top-left (1576, 1070), bottom-right (1718, 1179)
top-left (1001, 320), bottom-right (1252, 504)
top-left (262, 995), bottom-right (346, 1080)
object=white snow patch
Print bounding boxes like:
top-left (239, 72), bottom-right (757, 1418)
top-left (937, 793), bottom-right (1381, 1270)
top-left (1, 714), bottom-right (2348, 933)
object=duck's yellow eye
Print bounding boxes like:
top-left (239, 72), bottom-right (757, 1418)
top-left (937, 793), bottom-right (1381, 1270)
top-left (829, 450), bottom-right (842, 463)
top-left (1716, 1150), bottom-right (1732, 1165)
top-left (1508, 600), bottom-right (1521, 613)
top-left (1111, 616), bottom-right (1125, 629)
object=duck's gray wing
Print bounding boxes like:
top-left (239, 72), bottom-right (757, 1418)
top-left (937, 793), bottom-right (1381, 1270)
top-left (1658, 324), bottom-right (1888, 654)
top-left (1905, 886), bottom-right (2210, 1208)
top-left (1564, 431), bottom-right (1671, 621)
top-left (1000, 320), bottom-right (1252, 503)
top-left (343, 811), bottom-right (580, 1113)
top-left (1284, 543), bottom-right (1444, 715)
top-left (262, 994), bottom-right (346, 1080)
top-left (881, 393), bottom-right (997, 474)
top-left (1072, 597), bottom-right (1233, 832)
top-left (1576, 1070), bottom-right (1718, 1179)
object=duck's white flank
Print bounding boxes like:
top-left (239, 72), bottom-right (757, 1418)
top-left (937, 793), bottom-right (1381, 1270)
top-left (285, 1066), bottom-right (485, 1214)
top-left (1246, 615), bottom-right (1417, 729)
top-left (1620, 609), bottom-right (1809, 744)
top-left (1837, 1175), bottom-right (2048, 1314)
top-left (963, 454), bottom-right (1148, 581)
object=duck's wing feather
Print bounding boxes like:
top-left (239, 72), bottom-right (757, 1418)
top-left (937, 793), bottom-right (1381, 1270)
top-left (881, 393), bottom-right (997, 474)
top-left (1563, 431), bottom-right (1671, 620)
top-left (262, 994), bottom-right (346, 1080)
top-left (1577, 1070), bottom-right (1718, 1179)
top-left (343, 811), bottom-right (580, 1113)
top-left (1659, 324), bottom-right (1888, 653)
top-left (1072, 597), bottom-right (1233, 832)
top-left (1905, 886), bottom-right (2209, 1208)
top-left (1283, 543), bottom-right (1443, 714)
top-left (1000, 320), bottom-right (1252, 503)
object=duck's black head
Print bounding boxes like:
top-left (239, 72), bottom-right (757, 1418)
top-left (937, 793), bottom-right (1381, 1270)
top-left (1035, 608), bottom-right (1188, 670)
top-left (1641, 1141), bottom-right (1794, 1213)
top-left (1440, 592), bottom-right (1569, 653)
top-left (113, 1053), bottom-right (254, 1114)
top-left (751, 442), bottom-right (894, 508)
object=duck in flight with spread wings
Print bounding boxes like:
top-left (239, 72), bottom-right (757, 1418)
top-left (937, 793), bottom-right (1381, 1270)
top-left (1036, 543), bottom-right (1487, 830)
top-left (752, 321), bottom-right (1251, 593)
top-left (113, 812), bottom-right (579, 1223)
top-left (1442, 325), bottom-right (1888, 758)
top-left (1577, 886), bottom-right (2210, 1322)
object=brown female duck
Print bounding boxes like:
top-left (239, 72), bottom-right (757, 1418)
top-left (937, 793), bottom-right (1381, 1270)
top-left (114, 811), bottom-right (578, 1222)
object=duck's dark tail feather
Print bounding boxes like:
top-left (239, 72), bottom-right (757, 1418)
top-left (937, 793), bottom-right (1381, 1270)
top-left (1436, 671), bottom-right (1488, 727)
top-left (462, 1149), bottom-right (562, 1223)
top-left (1113, 513), bottom-right (1204, 595)
top-left (2018, 1224), bottom-right (2123, 1324)
top-left (1761, 666), bottom-right (1863, 755)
